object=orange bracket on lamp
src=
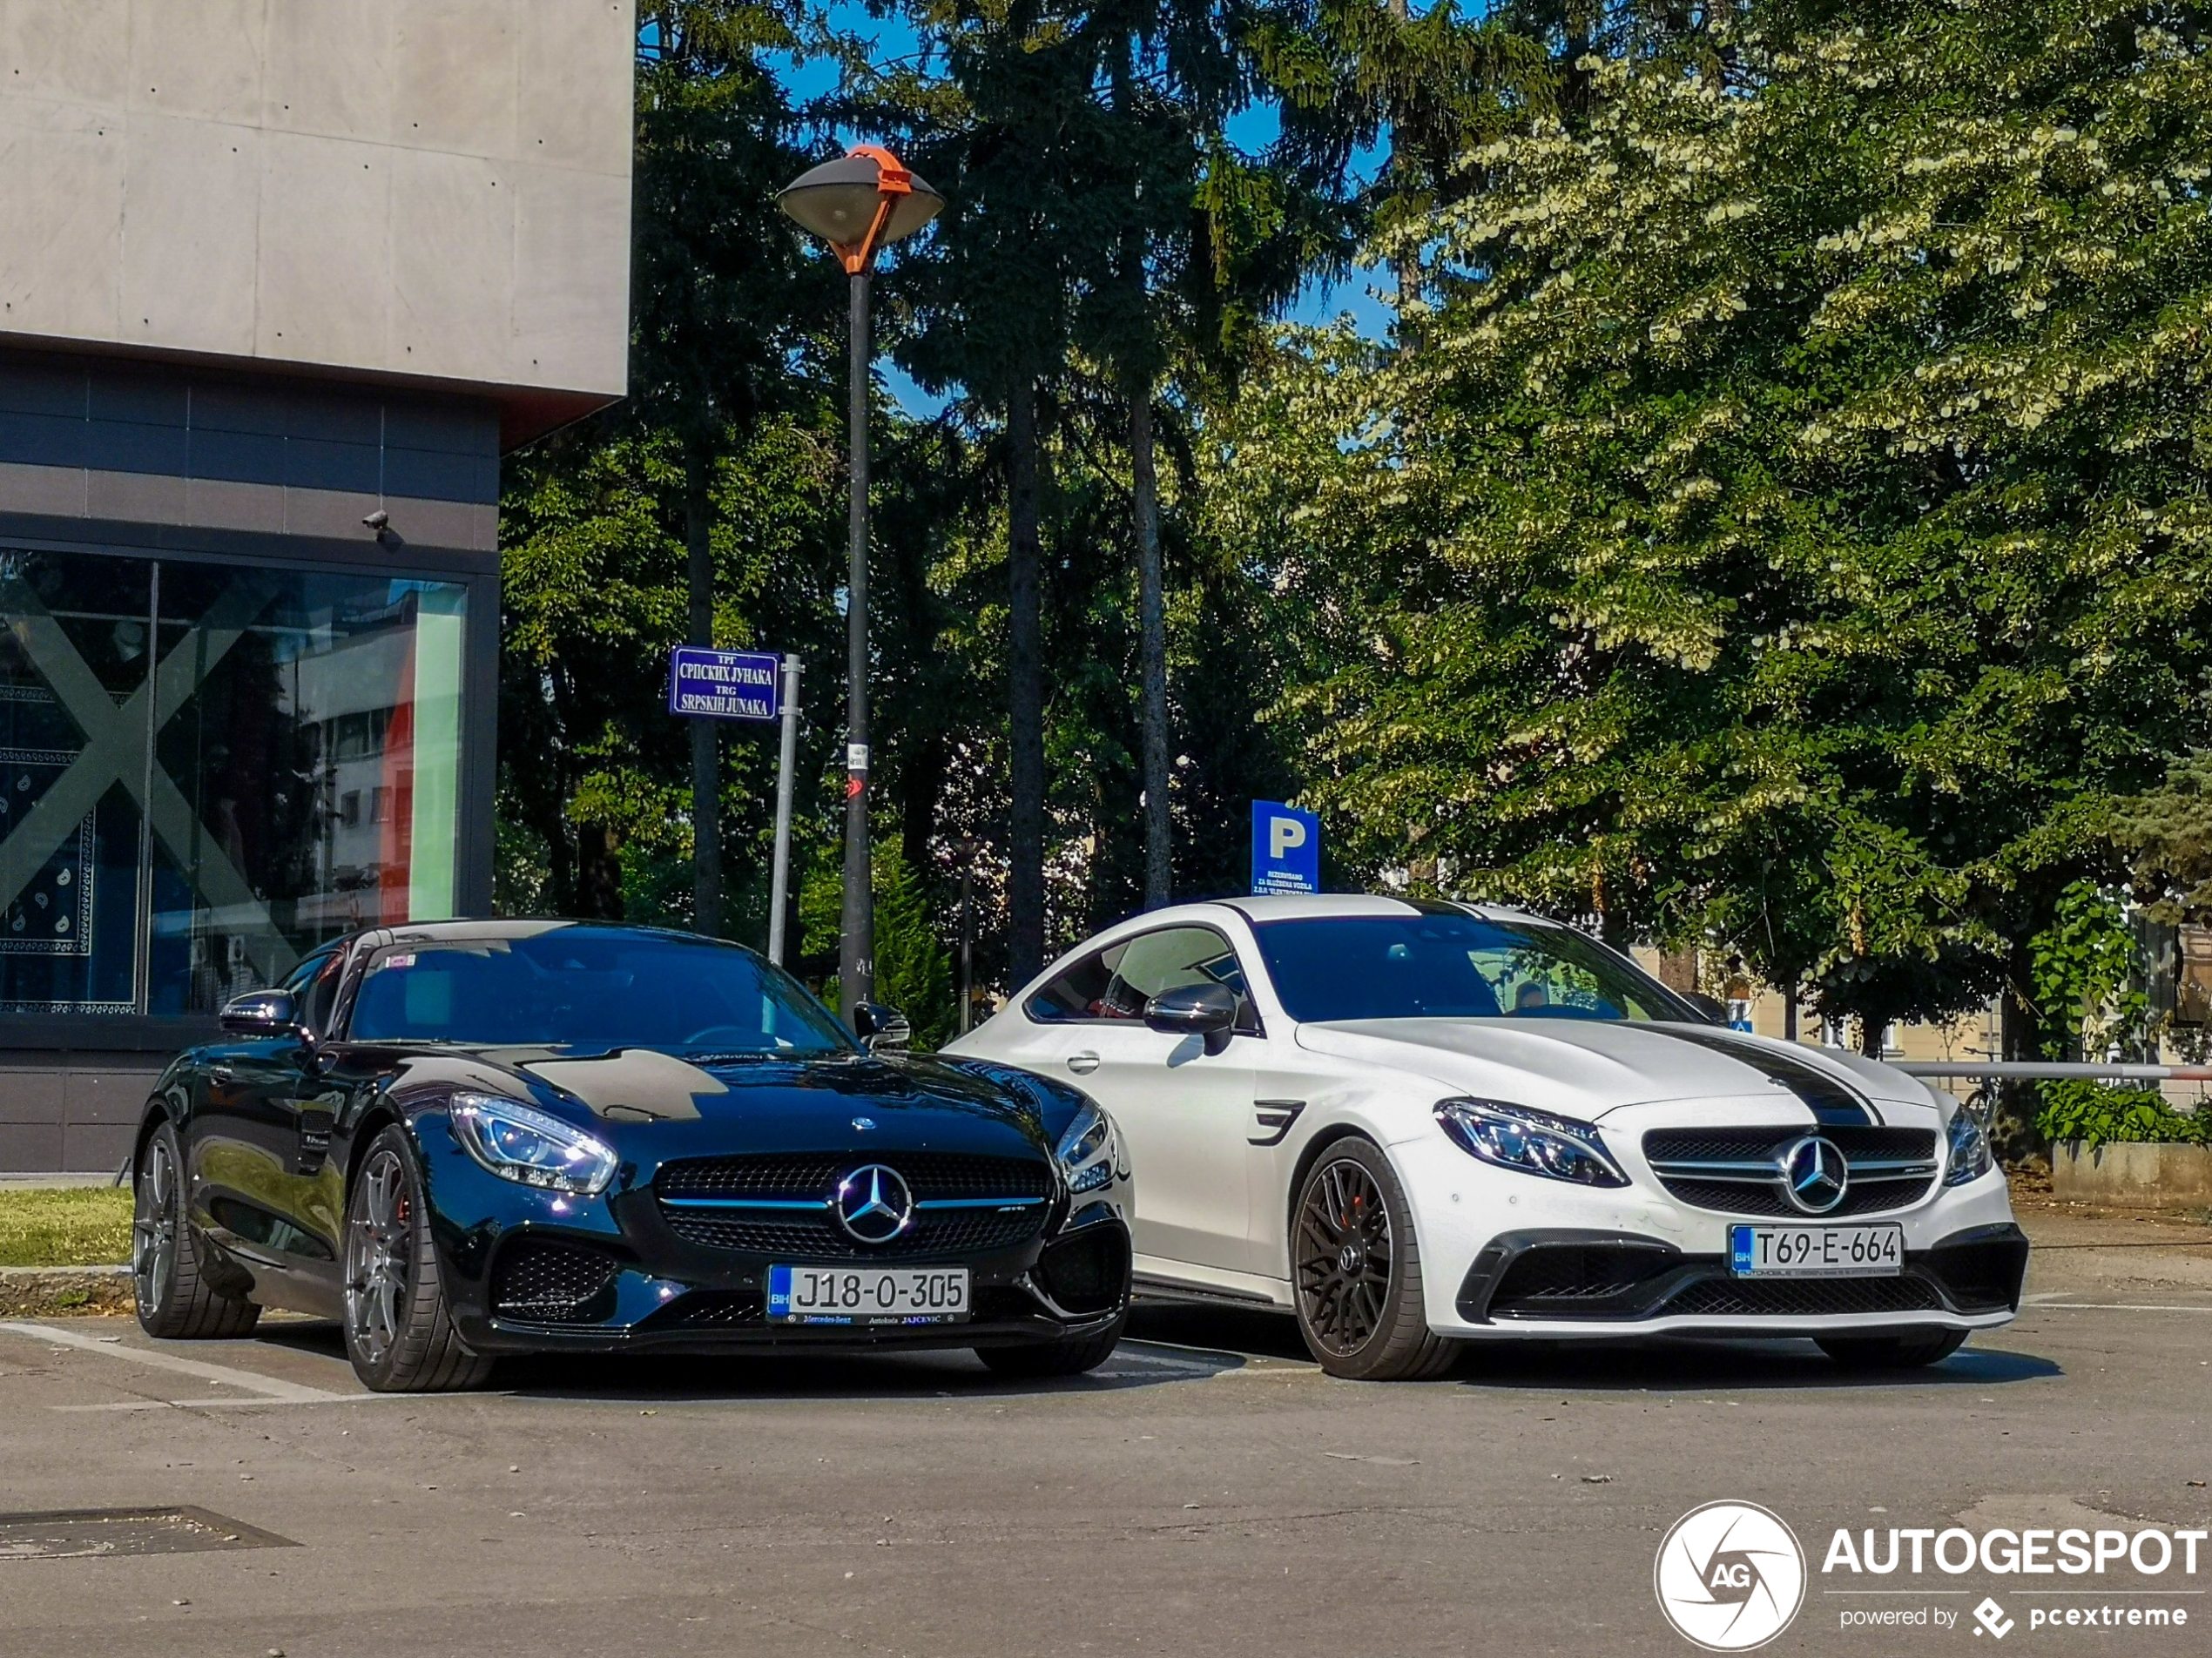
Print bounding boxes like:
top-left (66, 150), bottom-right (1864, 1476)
top-left (832, 145), bottom-right (916, 275)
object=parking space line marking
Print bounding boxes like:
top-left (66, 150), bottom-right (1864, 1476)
top-left (0, 1321), bottom-right (353, 1402)
top-left (2021, 1302), bottom-right (2212, 1313)
top-left (50, 1396), bottom-right (407, 1412)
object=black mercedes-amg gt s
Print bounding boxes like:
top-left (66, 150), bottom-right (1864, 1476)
top-left (128, 920), bottom-right (1132, 1391)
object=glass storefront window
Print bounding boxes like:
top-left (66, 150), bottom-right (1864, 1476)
top-left (0, 546), bottom-right (469, 1016)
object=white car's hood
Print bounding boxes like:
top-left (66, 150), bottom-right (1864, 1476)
top-left (1294, 1018), bottom-right (1939, 1125)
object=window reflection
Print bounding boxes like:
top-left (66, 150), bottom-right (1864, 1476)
top-left (0, 546), bottom-right (468, 1017)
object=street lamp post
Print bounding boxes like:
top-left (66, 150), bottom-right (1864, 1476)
top-left (779, 146), bottom-right (942, 1018)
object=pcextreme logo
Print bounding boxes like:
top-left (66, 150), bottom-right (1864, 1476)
top-left (1655, 1500), bottom-right (1810, 1651)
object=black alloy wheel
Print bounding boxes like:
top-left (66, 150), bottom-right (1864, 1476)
top-left (132, 1120), bottom-right (260, 1340)
top-left (1815, 1329), bottom-right (1968, 1369)
top-left (1291, 1138), bottom-right (1455, 1381)
top-left (341, 1125), bottom-right (494, 1392)
top-left (976, 1311), bottom-right (1127, 1378)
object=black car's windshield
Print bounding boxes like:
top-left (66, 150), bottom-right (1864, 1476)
top-left (1253, 913), bottom-right (1697, 1024)
top-left (347, 928), bottom-right (856, 1055)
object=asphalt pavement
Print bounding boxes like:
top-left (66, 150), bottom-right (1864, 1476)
top-left (1, 1210), bottom-right (2207, 1658)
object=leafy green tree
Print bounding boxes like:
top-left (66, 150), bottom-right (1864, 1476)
top-left (1208, 0), bottom-right (2212, 1048)
top-left (2116, 750), bottom-right (2212, 921)
top-left (502, 414), bottom-right (846, 931)
top-left (801, 837), bottom-right (954, 1042)
top-left (627, 2), bottom-right (830, 932)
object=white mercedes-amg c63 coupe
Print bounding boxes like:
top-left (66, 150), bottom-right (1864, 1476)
top-left (945, 894), bottom-right (2026, 1379)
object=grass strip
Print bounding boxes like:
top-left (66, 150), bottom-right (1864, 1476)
top-left (0, 1187), bottom-right (134, 1267)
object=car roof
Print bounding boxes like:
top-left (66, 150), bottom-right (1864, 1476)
top-left (365, 919), bottom-right (750, 948)
top-left (1131, 893), bottom-right (1559, 928)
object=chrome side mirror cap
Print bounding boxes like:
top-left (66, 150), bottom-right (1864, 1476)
top-left (1144, 982), bottom-right (1238, 1056)
top-left (219, 989), bottom-right (299, 1036)
top-left (851, 1001), bottom-right (912, 1052)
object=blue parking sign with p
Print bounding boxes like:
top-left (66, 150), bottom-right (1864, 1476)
top-left (1251, 802), bottom-right (1320, 895)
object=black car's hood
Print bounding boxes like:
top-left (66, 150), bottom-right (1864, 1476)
top-left (370, 1044), bottom-right (1067, 1164)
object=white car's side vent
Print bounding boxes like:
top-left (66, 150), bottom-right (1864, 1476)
top-left (1250, 1101), bottom-right (1306, 1147)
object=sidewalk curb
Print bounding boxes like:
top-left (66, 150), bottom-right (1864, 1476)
top-left (0, 1265), bottom-right (133, 1318)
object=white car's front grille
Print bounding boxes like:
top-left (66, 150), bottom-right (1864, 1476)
top-left (1641, 1126), bottom-right (1939, 1217)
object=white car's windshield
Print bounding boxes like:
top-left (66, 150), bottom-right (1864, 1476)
top-left (1252, 913), bottom-right (1698, 1024)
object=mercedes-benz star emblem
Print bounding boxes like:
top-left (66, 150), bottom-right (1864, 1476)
top-left (833, 1164), bottom-right (915, 1244)
top-left (1778, 1136), bottom-right (1849, 1215)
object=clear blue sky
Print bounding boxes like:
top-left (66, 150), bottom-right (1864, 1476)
top-left (768, 12), bottom-right (1393, 414)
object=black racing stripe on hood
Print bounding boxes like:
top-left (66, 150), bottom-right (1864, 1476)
top-left (1640, 1025), bottom-right (1878, 1125)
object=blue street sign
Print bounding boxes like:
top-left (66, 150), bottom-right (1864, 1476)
top-left (1251, 801), bottom-right (1321, 895)
top-left (669, 647), bottom-right (783, 722)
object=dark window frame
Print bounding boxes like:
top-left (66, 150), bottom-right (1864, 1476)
top-left (1024, 923), bottom-right (1264, 1036)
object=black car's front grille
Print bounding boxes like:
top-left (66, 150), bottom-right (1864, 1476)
top-left (654, 1150), bottom-right (1055, 1260)
top-left (658, 1152), bottom-right (1053, 1203)
top-left (662, 1206), bottom-right (1045, 1259)
top-left (1662, 1275), bottom-right (1943, 1318)
top-left (492, 1238), bottom-right (620, 1324)
top-left (1642, 1125), bottom-right (1939, 1216)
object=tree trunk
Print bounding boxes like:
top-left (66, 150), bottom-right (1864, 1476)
top-left (1131, 390), bottom-right (1170, 910)
top-left (685, 450), bottom-right (721, 936)
top-left (1007, 382), bottom-right (1046, 983)
top-left (900, 725), bottom-right (947, 882)
top-left (1385, 0), bottom-right (1420, 317)
top-left (576, 822), bottom-right (624, 920)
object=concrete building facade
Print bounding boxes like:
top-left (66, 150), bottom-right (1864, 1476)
top-left (0, 1), bottom-right (633, 1171)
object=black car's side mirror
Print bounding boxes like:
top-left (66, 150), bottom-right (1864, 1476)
top-left (220, 989), bottom-right (299, 1036)
top-left (850, 1001), bottom-right (912, 1053)
top-left (1145, 982), bottom-right (1239, 1056)
top-left (1682, 991), bottom-right (1730, 1025)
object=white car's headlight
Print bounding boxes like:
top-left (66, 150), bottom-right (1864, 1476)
top-left (1942, 1106), bottom-right (1994, 1186)
top-left (1435, 1098), bottom-right (1629, 1188)
top-left (1055, 1102), bottom-right (1123, 1196)
top-left (448, 1093), bottom-right (618, 1196)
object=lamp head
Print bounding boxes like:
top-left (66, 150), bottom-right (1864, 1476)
top-left (779, 146), bottom-right (943, 271)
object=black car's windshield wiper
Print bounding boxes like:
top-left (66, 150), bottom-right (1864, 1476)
top-left (683, 1048), bottom-right (844, 1064)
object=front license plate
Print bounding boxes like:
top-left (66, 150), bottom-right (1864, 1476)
top-left (767, 1264), bottom-right (971, 1324)
top-left (1728, 1223), bottom-right (1904, 1278)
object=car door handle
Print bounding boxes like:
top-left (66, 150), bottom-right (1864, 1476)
top-left (1066, 1052), bottom-right (1100, 1075)
top-left (210, 1065), bottom-right (235, 1086)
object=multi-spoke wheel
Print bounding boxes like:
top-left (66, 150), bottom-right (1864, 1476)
top-left (132, 1121), bottom-right (259, 1340)
top-left (341, 1126), bottom-right (493, 1392)
top-left (1291, 1138), bottom-right (1455, 1380)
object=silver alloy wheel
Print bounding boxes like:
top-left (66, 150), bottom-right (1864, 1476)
top-left (1295, 1156), bottom-right (1394, 1357)
top-left (345, 1148), bottom-right (411, 1367)
top-left (132, 1136), bottom-right (177, 1315)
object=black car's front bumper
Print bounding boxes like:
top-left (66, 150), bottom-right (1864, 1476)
top-left (413, 1122), bottom-right (1133, 1357)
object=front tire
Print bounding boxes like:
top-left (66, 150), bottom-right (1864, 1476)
top-left (977, 1314), bottom-right (1126, 1378)
top-left (342, 1126), bottom-right (493, 1392)
top-left (1816, 1329), bottom-right (1968, 1369)
top-left (1291, 1138), bottom-right (1455, 1381)
top-left (133, 1121), bottom-right (260, 1340)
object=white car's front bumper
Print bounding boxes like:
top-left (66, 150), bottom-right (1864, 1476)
top-left (1389, 1125), bottom-right (2024, 1342)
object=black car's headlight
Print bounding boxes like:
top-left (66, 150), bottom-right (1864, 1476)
top-left (1943, 1106), bottom-right (1994, 1186)
top-left (1055, 1102), bottom-right (1124, 1196)
top-left (1434, 1098), bottom-right (1629, 1188)
top-left (448, 1093), bottom-right (618, 1196)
